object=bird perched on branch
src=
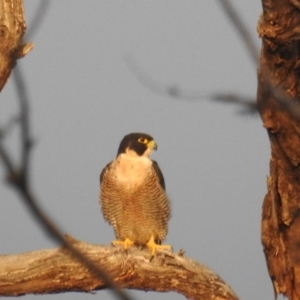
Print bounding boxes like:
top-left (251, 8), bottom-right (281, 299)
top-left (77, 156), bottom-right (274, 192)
top-left (99, 132), bottom-right (171, 256)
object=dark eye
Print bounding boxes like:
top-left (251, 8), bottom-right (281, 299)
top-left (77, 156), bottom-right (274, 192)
top-left (138, 137), bottom-right (148, 144)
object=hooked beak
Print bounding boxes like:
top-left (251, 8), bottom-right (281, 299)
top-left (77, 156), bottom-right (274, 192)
top-left (147, 140), bottom-right (157, 151)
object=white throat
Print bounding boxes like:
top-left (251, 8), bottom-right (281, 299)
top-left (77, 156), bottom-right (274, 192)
top-left (116, 152), bottom-right (152, 187)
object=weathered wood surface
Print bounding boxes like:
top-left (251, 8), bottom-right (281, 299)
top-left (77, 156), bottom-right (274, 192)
top-left (0, 239), bottom-right (238, 300)
top-left (258, 1), bottom-right (300, 299)
top-left (0, 0), bottom-right (32, 91)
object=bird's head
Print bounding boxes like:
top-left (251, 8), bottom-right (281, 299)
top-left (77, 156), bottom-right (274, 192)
top-left (117, 133), bottom-right (157, 157)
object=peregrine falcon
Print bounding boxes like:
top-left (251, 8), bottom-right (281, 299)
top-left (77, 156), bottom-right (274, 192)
top-left (99, 133), bottom-right (171, 256)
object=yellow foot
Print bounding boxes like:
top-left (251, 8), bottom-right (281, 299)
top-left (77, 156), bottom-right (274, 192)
top-left (111, 238), bottom-right (134, 250)
top-left (146, 235), bottom-right (172, 257)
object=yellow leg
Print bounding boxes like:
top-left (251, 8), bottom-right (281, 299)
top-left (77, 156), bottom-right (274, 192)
top-left (146, 235), bottom-right (172, 257)
top-left (112, 238), bottom-right (134, 249)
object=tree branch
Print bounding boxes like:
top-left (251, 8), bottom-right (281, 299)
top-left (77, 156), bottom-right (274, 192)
top-left (124, 54), bottom-right (257, 114)
top-left (0, 1), bottom-right (134, 297)
top-left (0, 67), bottom-right (134, 300)
top-left (0, 0), bottom-right (33, 92)
top-left (0, 238), bottom-right (238, 300)
top-left (13, 66), bottom-right (32, 185)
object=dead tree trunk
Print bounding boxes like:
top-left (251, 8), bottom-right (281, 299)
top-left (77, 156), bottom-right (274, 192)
top-left (258, 1), bottom-right (300, 299)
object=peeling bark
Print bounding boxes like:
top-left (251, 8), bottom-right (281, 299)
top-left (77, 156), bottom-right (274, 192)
top-left (0, 239), bottom-right (238, 300)
top-left (258, 1), bottom-right (300, 299)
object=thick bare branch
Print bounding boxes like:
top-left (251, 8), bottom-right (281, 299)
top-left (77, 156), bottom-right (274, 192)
top-left (0, 1), bottom-right (132, 294)
top-left (7, 180), bottom-right (133, 300)
top-left (0, 238), bottom-right (238, 300)
top-left (0, 0), bottom-right (33, 91)
top-left (0, 66), bottom-right (134, 300)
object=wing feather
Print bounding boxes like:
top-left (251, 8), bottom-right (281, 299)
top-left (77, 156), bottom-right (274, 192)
top-left (151, 160), bottom-right (165, 190)
top-left (100, 161), bottom-right (113, 184)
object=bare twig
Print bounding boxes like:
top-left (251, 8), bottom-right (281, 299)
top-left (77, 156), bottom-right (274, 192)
top-left (0, 1), bottom-right (134, 298)
top-left (10, 175), bottom-right (134, 300)
top-left (218, 0), bottom-right (259, 66)
top-left (124, 1), bottom-right (260, 113)
top-left (218, 0), bottom-right (300, 121)
top-left (212, 93), bottom-right (257, 114)
top-left (124, 0), bottom-right (300, 120)
top-left (13, 66), bottom-right (32, 185)
top-left (124, 53), bottom-right (257, 113)
top-left (0, 64), bottom-right (134, 300)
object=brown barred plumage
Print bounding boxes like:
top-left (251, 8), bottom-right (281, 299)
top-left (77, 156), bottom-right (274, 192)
top-left (99, 133), bottom-right (171, 253)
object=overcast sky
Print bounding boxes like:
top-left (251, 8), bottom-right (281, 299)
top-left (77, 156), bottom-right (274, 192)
top-left (0, 1), bottom-right (278, 299)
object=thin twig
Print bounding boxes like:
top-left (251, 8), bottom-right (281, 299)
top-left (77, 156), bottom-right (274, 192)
top-left (218, 0), bottom-right (259, 65)
top-left (11, 176), bottom-right (133, 300)
top-left (218, 0), bottom-right (300, 121)
top-left (0, 64), bottom-right (135, 300)
top-left (13, 66), bottom-right (31, 185)
top-left (125, 1), bottom-right (300, 119)
top-left (0, 2), bottom-right (135, 298)
top-left (212, 93), bottom-right (257, 114)
top-left (124, 53), bottom-right (257, 113)
top-left (124, 0), bottom-right (261, 114)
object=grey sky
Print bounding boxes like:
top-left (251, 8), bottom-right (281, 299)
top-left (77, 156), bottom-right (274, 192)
top-left (0, 1), bottom-right (274, 299)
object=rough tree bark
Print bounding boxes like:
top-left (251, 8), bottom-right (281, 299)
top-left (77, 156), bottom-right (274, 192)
top-left (0, 238), bottom-right (238, 300)
top-left (0, 0), bottom-right (32, 91)
top-left (258, 1), bottom-right (300, 299)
